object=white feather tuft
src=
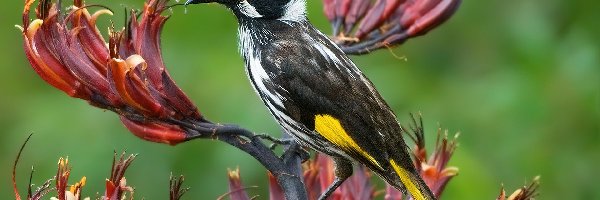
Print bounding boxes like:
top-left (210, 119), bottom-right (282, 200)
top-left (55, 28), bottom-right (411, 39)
top-left (279, 0), bottom-right (306, 22)
top-left (237, 0), bottom-right (263, 18)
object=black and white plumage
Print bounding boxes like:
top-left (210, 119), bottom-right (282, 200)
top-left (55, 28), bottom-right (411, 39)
top-left (187, 0), bottom-right (436, 199)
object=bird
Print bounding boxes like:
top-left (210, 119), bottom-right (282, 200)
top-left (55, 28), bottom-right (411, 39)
top-left (185, 0), bottom-right (437, 199)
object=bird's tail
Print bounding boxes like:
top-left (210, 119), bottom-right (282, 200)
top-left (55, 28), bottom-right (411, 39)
top-left (387, 158), bottom-right (436, 200)
top-left (380, 127), bottom-right (436, 200)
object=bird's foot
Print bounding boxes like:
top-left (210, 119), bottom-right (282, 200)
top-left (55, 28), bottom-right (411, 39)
top-left (282, 142), bottom-right (310, 163)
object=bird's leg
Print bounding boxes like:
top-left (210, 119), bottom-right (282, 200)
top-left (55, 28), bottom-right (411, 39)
top-left (318, 158), bottom-right (353, 200)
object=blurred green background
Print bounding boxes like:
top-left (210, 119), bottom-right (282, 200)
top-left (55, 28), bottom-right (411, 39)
top-left (1, 0), bottom-right (599, 199)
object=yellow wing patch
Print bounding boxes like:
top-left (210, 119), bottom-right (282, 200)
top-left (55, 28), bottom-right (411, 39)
top-left (390, 159), bottom-right (427, 200)
top-left (314, 114), bottom-right (381, 169)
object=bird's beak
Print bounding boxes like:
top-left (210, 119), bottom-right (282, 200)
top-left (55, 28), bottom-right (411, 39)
top-left (185, 0), bottom-right (213, 5)
top-left (186, 0), bottom-right (240, 6)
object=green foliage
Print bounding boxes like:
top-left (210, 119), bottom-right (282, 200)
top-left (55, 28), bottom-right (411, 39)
top-left (1, 0), bottom-right (598, 199)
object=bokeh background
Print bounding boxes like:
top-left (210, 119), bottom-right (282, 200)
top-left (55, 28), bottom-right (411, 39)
top-left (1, 0), bottom-right (598, 199)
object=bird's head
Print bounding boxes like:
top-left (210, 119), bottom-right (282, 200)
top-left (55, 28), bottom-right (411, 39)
top-left (185, 0), bottom-right (306, 22)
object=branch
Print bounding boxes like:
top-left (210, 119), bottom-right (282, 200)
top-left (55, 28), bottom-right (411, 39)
top-left (194, 123), bottom-right (308, 200)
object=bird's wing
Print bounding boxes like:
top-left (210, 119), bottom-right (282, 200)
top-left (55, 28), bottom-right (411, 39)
top-left (259, 34), bottom-right (405, 170)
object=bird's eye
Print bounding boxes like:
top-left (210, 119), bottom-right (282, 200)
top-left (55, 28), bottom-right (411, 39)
top-left (254, 0), bottom-right (291, 17)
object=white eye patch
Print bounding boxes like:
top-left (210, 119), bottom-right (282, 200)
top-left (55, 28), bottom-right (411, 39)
top-left (237, 0), bottom-right (263, 18)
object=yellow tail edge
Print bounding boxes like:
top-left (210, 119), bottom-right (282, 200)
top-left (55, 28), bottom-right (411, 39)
top-left (389, 159), bottom-right (427, 200)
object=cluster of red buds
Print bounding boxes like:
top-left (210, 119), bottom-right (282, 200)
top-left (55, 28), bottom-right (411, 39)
top-left (13, 153), bottom-right (189, 200)
top-left (19, 0), bottom-right (205, 145)
top-left (496, 176), bottom-right (540, 200)
top-left (12, 135), bottom-right (191, 200)
top-left (399, 114), bottom-right (459, 198)
top-left (323, 0), bottom-right (461, 54)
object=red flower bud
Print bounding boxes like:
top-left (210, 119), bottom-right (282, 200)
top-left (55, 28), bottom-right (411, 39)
top-left (120, 117), bottom-right (187, 145)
